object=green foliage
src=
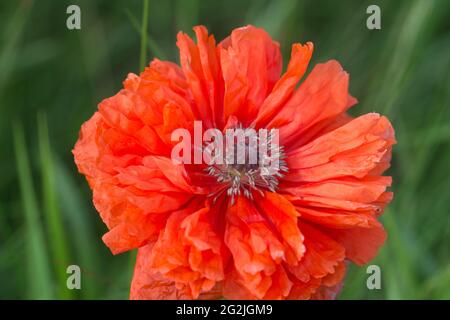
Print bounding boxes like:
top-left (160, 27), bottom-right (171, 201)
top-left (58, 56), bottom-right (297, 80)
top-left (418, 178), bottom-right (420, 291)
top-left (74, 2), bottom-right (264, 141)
top-left (0, 0), bottom-right (449, 299)
top-left (13, 122), bottom-right (53, 299)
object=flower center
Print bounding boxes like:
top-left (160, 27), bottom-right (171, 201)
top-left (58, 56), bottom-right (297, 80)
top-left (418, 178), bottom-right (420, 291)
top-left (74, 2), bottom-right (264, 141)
top-left (205, 127), bottom-right (288, 205)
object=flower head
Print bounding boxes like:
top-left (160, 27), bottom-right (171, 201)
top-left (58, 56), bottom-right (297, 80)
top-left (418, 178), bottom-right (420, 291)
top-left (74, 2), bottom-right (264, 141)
top-left (73, 25), bottom-right (395, 299)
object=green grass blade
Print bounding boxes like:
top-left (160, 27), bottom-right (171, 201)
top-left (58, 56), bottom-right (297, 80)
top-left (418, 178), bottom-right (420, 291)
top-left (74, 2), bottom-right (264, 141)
top-left (424, 264), bottom-right (450, 299)
top-left (365, 0), bottom-right (437, 118)
top-left (251, 0), bottom-right (297, 39)
top-left (0, 1), bottom-right (33, 98)
top-left (175, 0), bottom-right (198, 34)
top-left (139, 0), bottom-right (150, 71)
top-left (382, 211), bottom-right (419, 299)
top-left (124, 8), bottom-right (166, 61)
top-left (0, 202), bottom-right (9, 238)
top-left (54, 159), bottom-right (99, 299)
top-left (13, 121), bottom-right (53, 299)
top-left (37, 112), bottom-right (73, 299)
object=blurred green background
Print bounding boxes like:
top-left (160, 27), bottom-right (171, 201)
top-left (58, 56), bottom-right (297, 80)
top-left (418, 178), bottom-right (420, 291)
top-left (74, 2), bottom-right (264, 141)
top-left (0, 0), bottom-right (449, 299)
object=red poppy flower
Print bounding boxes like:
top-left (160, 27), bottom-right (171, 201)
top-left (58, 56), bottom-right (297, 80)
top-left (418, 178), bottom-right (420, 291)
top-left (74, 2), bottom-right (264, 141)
top-left (73, 25), bottom-right (395, 300)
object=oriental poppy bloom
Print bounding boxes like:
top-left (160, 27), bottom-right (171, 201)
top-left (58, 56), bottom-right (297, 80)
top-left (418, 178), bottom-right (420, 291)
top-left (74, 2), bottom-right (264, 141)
top-left (73, 25), bottom-right (395, 300)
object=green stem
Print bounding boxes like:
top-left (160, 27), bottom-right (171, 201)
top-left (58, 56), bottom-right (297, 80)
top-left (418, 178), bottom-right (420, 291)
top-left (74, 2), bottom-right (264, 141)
top-left (139, 0), bottom-right (149, 71)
